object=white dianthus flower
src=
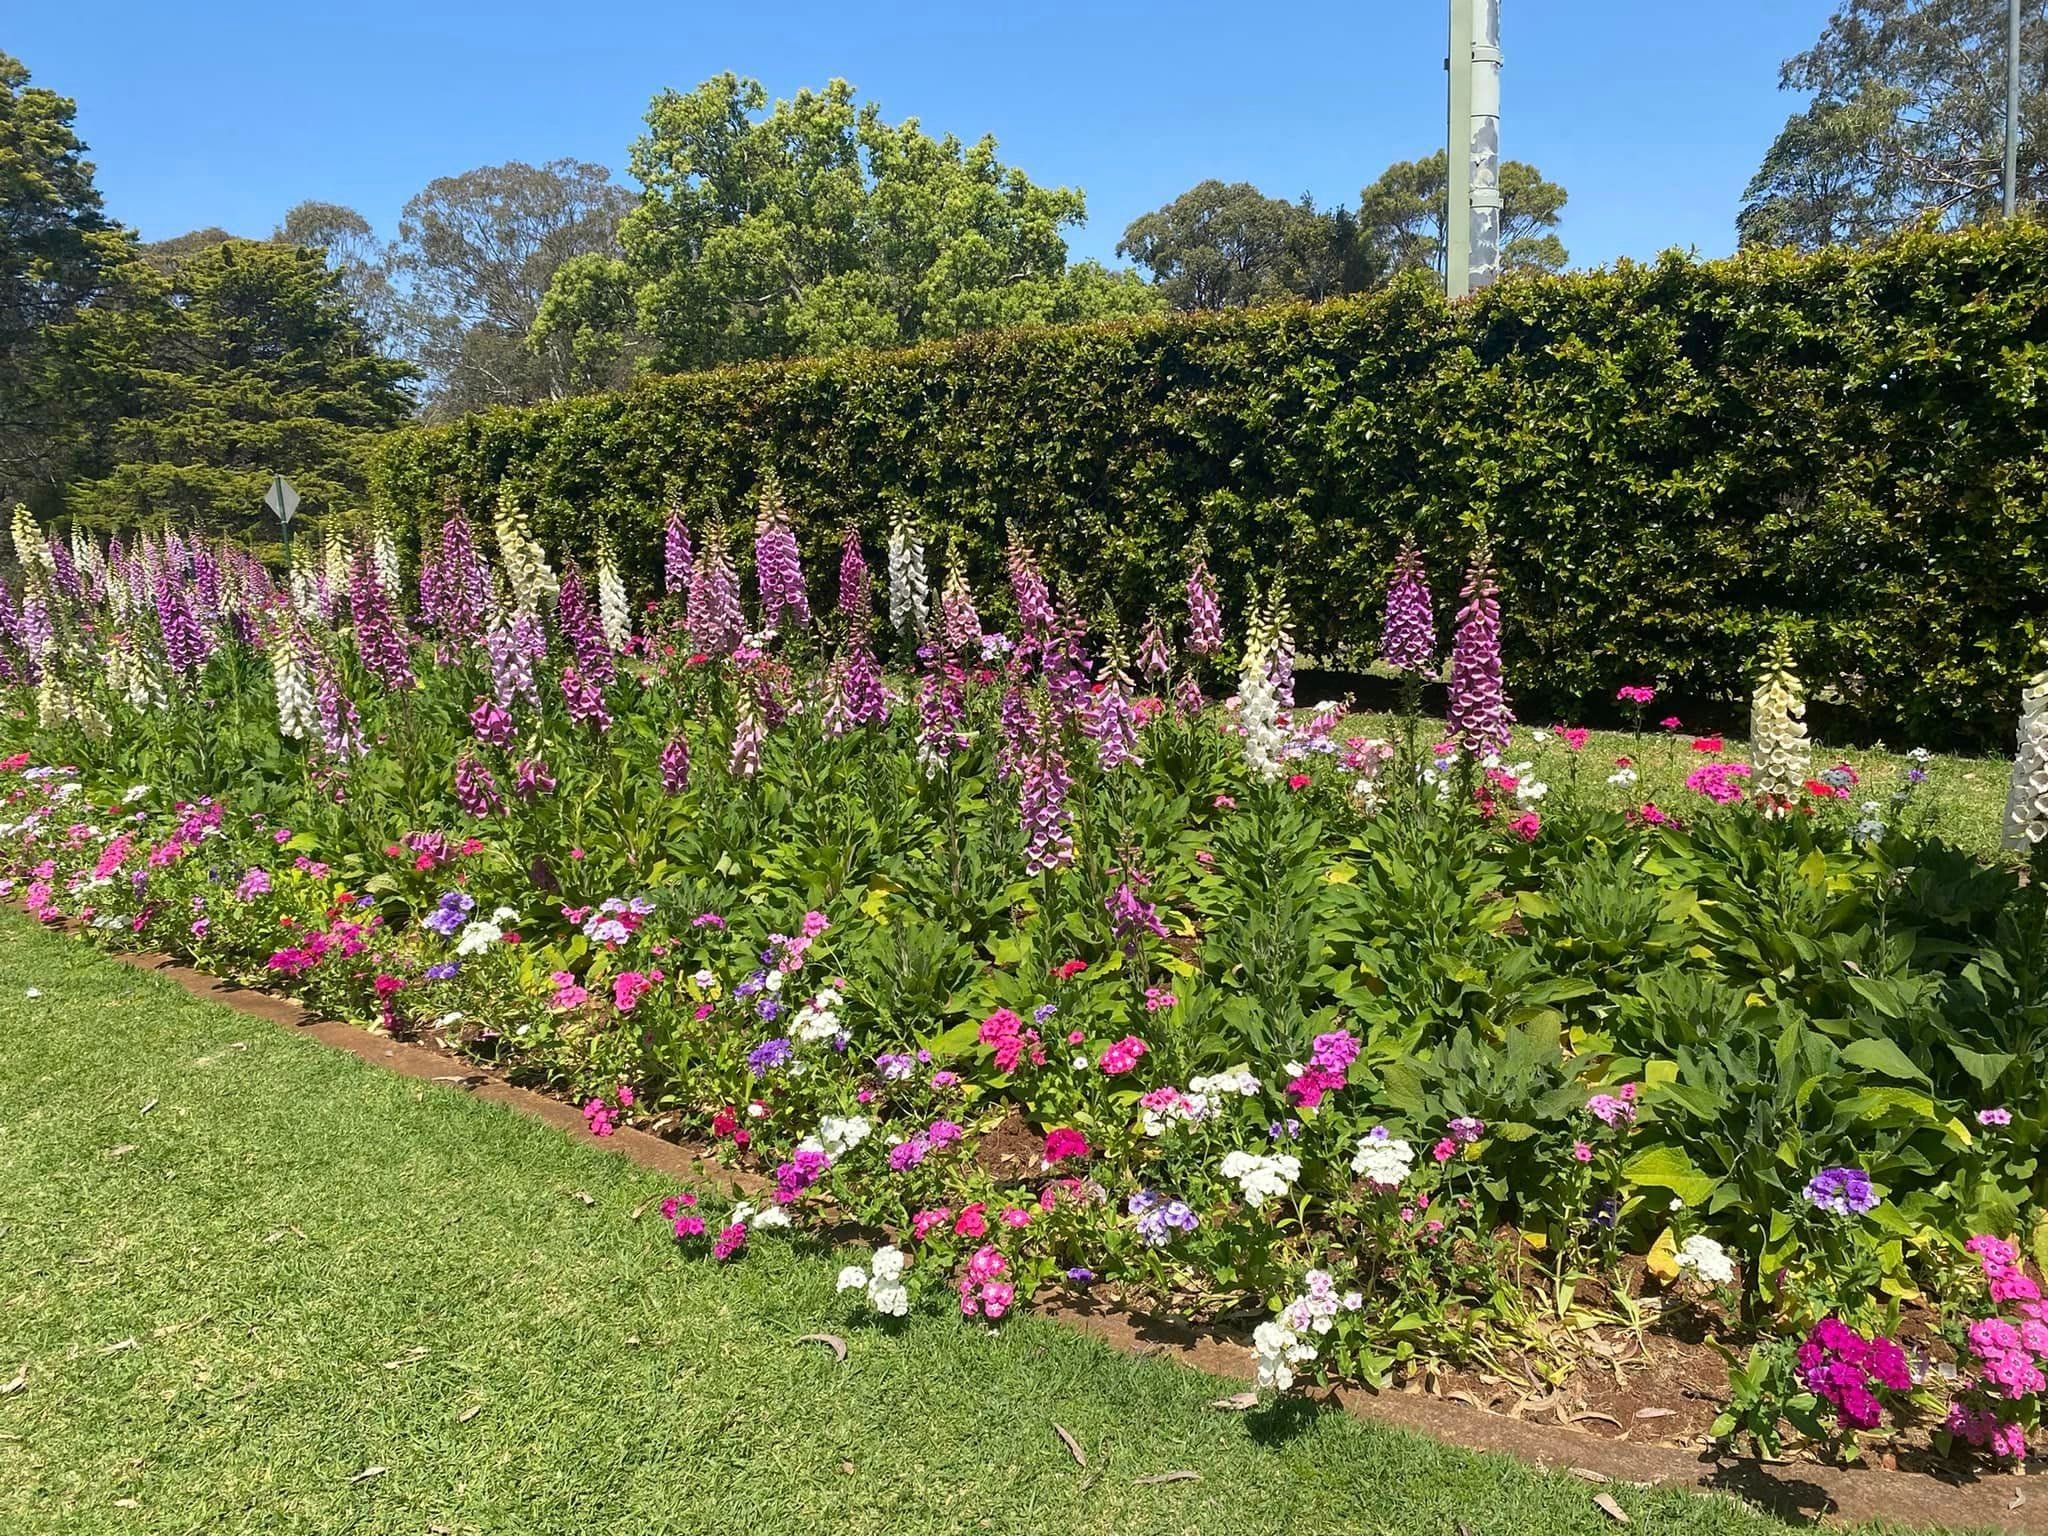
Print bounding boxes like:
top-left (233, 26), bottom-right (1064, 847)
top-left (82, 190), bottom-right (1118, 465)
top-left (815, 1114), bottom-right (870, 1158)
top-left (1252, 1320), bottom-right (1317, 1391)
top-left (1349, 1129), bottom-right (1415, 1189)
top-left (1220, 1150), bottom-right (1300, 1209)
top-left (1674, 1234), bottom-right (1737, 1287)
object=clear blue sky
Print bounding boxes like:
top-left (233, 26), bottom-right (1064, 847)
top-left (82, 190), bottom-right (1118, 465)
top-left (12, 0), bottom-right (1830, 271)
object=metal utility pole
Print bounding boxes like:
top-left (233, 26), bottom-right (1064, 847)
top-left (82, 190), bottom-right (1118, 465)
top-left (1446, 0), bottom-right (1503, 298)
top-left (1470, 0), bottom-right (1502, 287)
top-left (2005, 0), bottom-right (2022, 218)
top-left (1446, 0), bottom-right (1472, 298)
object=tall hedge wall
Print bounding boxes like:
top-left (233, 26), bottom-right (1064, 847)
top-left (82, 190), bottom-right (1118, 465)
top-left (372, 226), bottom-right (2048, 750)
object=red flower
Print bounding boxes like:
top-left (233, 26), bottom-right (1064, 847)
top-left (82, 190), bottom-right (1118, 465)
top-left (1054, 958), bottom-right (1088, 981)
top-left (1690, 736), bottom-right (1724, 753)
top-left (1286, 773), bottom-right (1312, 791)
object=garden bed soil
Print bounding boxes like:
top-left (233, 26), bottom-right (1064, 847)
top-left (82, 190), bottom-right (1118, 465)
top-left (55, 932), bottom-right (2047, 1533)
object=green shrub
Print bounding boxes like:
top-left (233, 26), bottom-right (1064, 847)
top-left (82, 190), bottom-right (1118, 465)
top-left (372, 226), bottom-right (2048, 749)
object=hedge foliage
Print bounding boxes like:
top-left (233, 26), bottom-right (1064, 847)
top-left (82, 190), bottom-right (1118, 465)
top-left (372, 225), bottom-right (2048, 749)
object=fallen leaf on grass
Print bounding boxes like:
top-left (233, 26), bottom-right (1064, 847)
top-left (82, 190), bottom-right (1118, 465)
top-left (627, 1201), bottom-right (650, 1221)
top-left (347, 1466), bottom-right (386, 1485)
top-left (1, 1364), bottom-right (25, 1395)
top-left (1207, 1392), bottom-right (1259, 1411)
top-left (1570, 1467), bottom-right (1611, 1484)
top-left (568, 1190), bottom-right (596, 1207)
top-left (112, 1498), bottom-right (138, 1508)
top-left (794, 1333), bottom-right (847, 1363)
top-left (107, 1145), bottom-right (137, 1158)
top-left (1052, 1423), bottom-right (1087, 1467)
top-left (97, 1338), bottom-right (139, 1356)
top-left (149, 1316), bottom-right (208, 1340)
top-left (139, 1099), bottom-right (157, 1116)
top-left (23, 988), bottom-right (40, 999)
top-left (1593, 1493), bottom-right (1629, 1524)
top-left (838, 1461), bottom-right (856, 1476)
top-left (454, 1404), bottom-right (484, 1424)
top-left (380, 1348), bottom-right (430, 1370)
top-left (1133, 1470), bottom-right (1199, 1485)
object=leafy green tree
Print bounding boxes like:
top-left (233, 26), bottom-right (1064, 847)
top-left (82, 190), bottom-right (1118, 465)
top-left (385, 160), bottom-right (633, 415)
top-left (1739, 0), bottom-right (2048, 248)
top-left (59, 240), bottom-right (416, 537)
top-left (0, 51), bottom-right (119, 513)
top-left (1116, 180), bottom-right (1379, 311)
top-left (277, 200), bottom-right (402, 346)
top-left (1355, 150), bottom-right (1569, 277)
top-left (541, 74), bottom-right (1156, 373)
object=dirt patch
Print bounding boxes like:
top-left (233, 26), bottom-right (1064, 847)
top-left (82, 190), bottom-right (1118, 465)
top-left (45, 929), bottom-right (2046, 1531)
top-left (969, 1104), bottom-right (1045, 1184)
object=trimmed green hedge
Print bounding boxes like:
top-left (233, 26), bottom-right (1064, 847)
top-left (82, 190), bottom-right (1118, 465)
top-left (372, 226), bottom-right (2048, 749)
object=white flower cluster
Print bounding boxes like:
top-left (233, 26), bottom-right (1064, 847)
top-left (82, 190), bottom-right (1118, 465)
top-left (2002, 653), bottom-right (2048, 852)
top-left (1189, 1068), bottom-right (1263, 1099)
top-left (1236, 591), bottom-right (1290, 781)
top-left (886, 513), bottom-right (928, 639)
top-left (1673, 1234), bottom-right (1736, 1287)
top-left (1139, 1088), bottom-right (1213, 1138)
top-left (791, 985), bottom-right (845, 1043)
top-left (455, 907), bottom-right (520, 955)
top-left (493, 484), bottom-right (558, 615)
top-left (1751, 635), bottom-right (1811, 800)
top-left (836, 1243), bottom-right (910, 1316)
top-left (597, 550), bottom-right (631, 651)
top-left (1349, 1128), bottom-right (1415, 1189)
top-left (1220, 1149), bottom-right (1300, 1209)
top-left (271, 640), bottom-right (315, 739)
top-left (1253, 1270), bottom-right (1363, 1392)
top-left (731, 1201), bottom-right (792, 1230)
top-left (808, 1114), bottom-right (871, 1159)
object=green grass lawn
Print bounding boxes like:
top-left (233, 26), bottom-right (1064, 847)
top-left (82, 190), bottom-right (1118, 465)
top-left (1332, 708), bottom-right (2015, 859)
top-left (0, 914), bottom-right (1923, 1535)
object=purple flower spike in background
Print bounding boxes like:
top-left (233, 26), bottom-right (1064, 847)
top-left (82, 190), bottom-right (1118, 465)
top-left (1185, 548), bottom-right (1223, 656)
top-left (1446, 547), bottom-right (1513, 758)
top-left (754, 475), bottom-right (810, 633)
top-left (664, 505), bottom-right (693, 601)
top-left (1379, 537), bottom-right (1435, 674)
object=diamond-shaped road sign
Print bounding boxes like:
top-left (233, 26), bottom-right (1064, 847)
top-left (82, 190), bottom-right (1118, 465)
top-left (264, 474), bottom-right (301, 525)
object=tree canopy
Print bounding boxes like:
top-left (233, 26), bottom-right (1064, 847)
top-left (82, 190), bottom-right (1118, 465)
top-left (1740, 0), bottom-right (2048, 248)
top-left (1354, 150), bottom-right (1569, 278)
top-left (1116, 181), bottom-right (1378, 310)
top-left (533, 74), bottom-right (1157, 372)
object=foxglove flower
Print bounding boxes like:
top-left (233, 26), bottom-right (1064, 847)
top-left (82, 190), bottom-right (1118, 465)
top-left (1136, 614), bottom-right (1171, 682)
top-left (688, 528), bottom-right (744, 657)
top-left (887, 511), bottom-right (928, 640)
top-left (660, 731), bottom-right (690, 794)
top-left (271, 627), bottom-right (317, 740)
top-left (1020, 701), bottom-right (1076, 874)
top-left (469, 695), bottom-right (515, 748)
top-left (597, 544), bottom-right (630, 652)
top-left (1186, 548), bottom-right (1223, 656)
top-left (1446, 550), bottom-right (1512, 758)
top-left (493, 484), bottom-right (557, 615)
top-left (437, 498), bottom-right (490, 651)
top-left (1751, 634), bottom-right (1811, 801)
top-left (155, 564), bottom-right (210, 676)
top-left (730, 687), bottom-right (765, 777)
top-left (348, 542), bottom-right (415, 691)
top-left (940, 548), bottom-right (981, 655)
top-left (1379, 537), bottom-right (1435, 673)
top-left (1084, 661), bottom-right (1142, 770)
top-left (513, 757), bottom-right (556, 801)
top-left (371, 523), bottom-right (403, 604)
top-left (484, 615), bottom-right (541, 713)
top-left (555, 562), bottom-right (613, 682)
top-left (454, 752), bottom-right (503, 818)
top-left (917, 656), bottom-right (968, 775)
top-left (561, 661), bottom-right (612, 731)
top-left (2001, 648), bottom-right (2048, 851)
top-left (664, 502), bottom-right (693, 601)
top-left (837, 525), bottom-right (871, 635)
top-left (314, 657), bottom-right (368, 761)
top-left (1006, 532), bottom-right (1055, 640)
top-left (824, 636), bottom-right (888, 735)
top-left (754, 475), bottom-right (810, 632)
top-left (1238, 586), bottom-right (1288, 780)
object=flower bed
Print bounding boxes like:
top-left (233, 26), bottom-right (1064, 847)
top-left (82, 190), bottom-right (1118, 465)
top-left (0, 498), bottom-right (2044, 1468)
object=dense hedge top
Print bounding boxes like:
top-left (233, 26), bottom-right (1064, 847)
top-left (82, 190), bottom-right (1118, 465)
top-left (372, 225), bottom-right (2048, 749)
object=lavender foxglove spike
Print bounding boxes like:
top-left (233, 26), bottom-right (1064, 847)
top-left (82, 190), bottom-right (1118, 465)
top-left (1446, 550), bottom-right (1514, 759)
top-left (1379, 538), bottom-right (1436, 674)
top-left (754, 476), bottom-right (810, 633)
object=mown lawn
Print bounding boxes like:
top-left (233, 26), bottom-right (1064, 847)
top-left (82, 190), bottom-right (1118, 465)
top-left (1334, 708), bottom-right (2015, 859)
top-left (0, 913), bottom-right (1900, 1535)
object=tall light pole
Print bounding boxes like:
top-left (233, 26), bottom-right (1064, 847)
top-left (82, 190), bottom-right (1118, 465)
top-left (1446, 0), bottom-right (1502, 299)
top-left (1447, 0), bottom-right (1473, 298)
top-left (2005, 0), bottom-right (2022, 218)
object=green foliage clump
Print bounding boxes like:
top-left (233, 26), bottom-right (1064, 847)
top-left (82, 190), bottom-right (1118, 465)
top-left (379, 224), bottom-right (2048, 749)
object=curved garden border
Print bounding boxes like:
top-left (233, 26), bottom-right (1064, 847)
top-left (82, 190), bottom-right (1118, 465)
top-left (34, 921), bottom-right (2037, 1534)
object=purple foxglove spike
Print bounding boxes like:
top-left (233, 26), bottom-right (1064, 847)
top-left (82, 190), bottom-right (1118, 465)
top-left (1447, 550), bottom-right (1514, 758)
top-left (1379, 538), bottom-right (1436, 674)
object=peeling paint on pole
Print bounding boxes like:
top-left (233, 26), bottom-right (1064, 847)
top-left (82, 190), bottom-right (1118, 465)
top-left (1446, 0), bottom-right (1473, 299)
top-left (1469, 0), bottom-right (1502, 290)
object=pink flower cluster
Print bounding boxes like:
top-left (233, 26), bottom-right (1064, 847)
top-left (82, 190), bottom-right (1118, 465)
top-left (1042, 1128), bottom-right (1090, 1164)
top-left (1945, 1235), bottom-right (2047, 1461)
top-left (1797, 1317), bottom-right (1911, 1431)
top-left (957, 1244), bottom-right (1015, 1319)
top-left (659, 1191), bottom-right (706, 1238)
top-left (1686, 762), bottom-right (1753, 805)
top-left (581, 1084), bottom-right (632, 1138)
top-left (1098, 1035), bottom-right (1147, 1075)
top-left (978, 1008), bottom-right (1045, 1074)
top-left (1286, 1029), bottom-right (1360, 1110)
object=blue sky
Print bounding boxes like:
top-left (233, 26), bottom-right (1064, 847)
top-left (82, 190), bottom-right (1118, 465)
top-left (13, 0), bottom-right (1830, 271)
